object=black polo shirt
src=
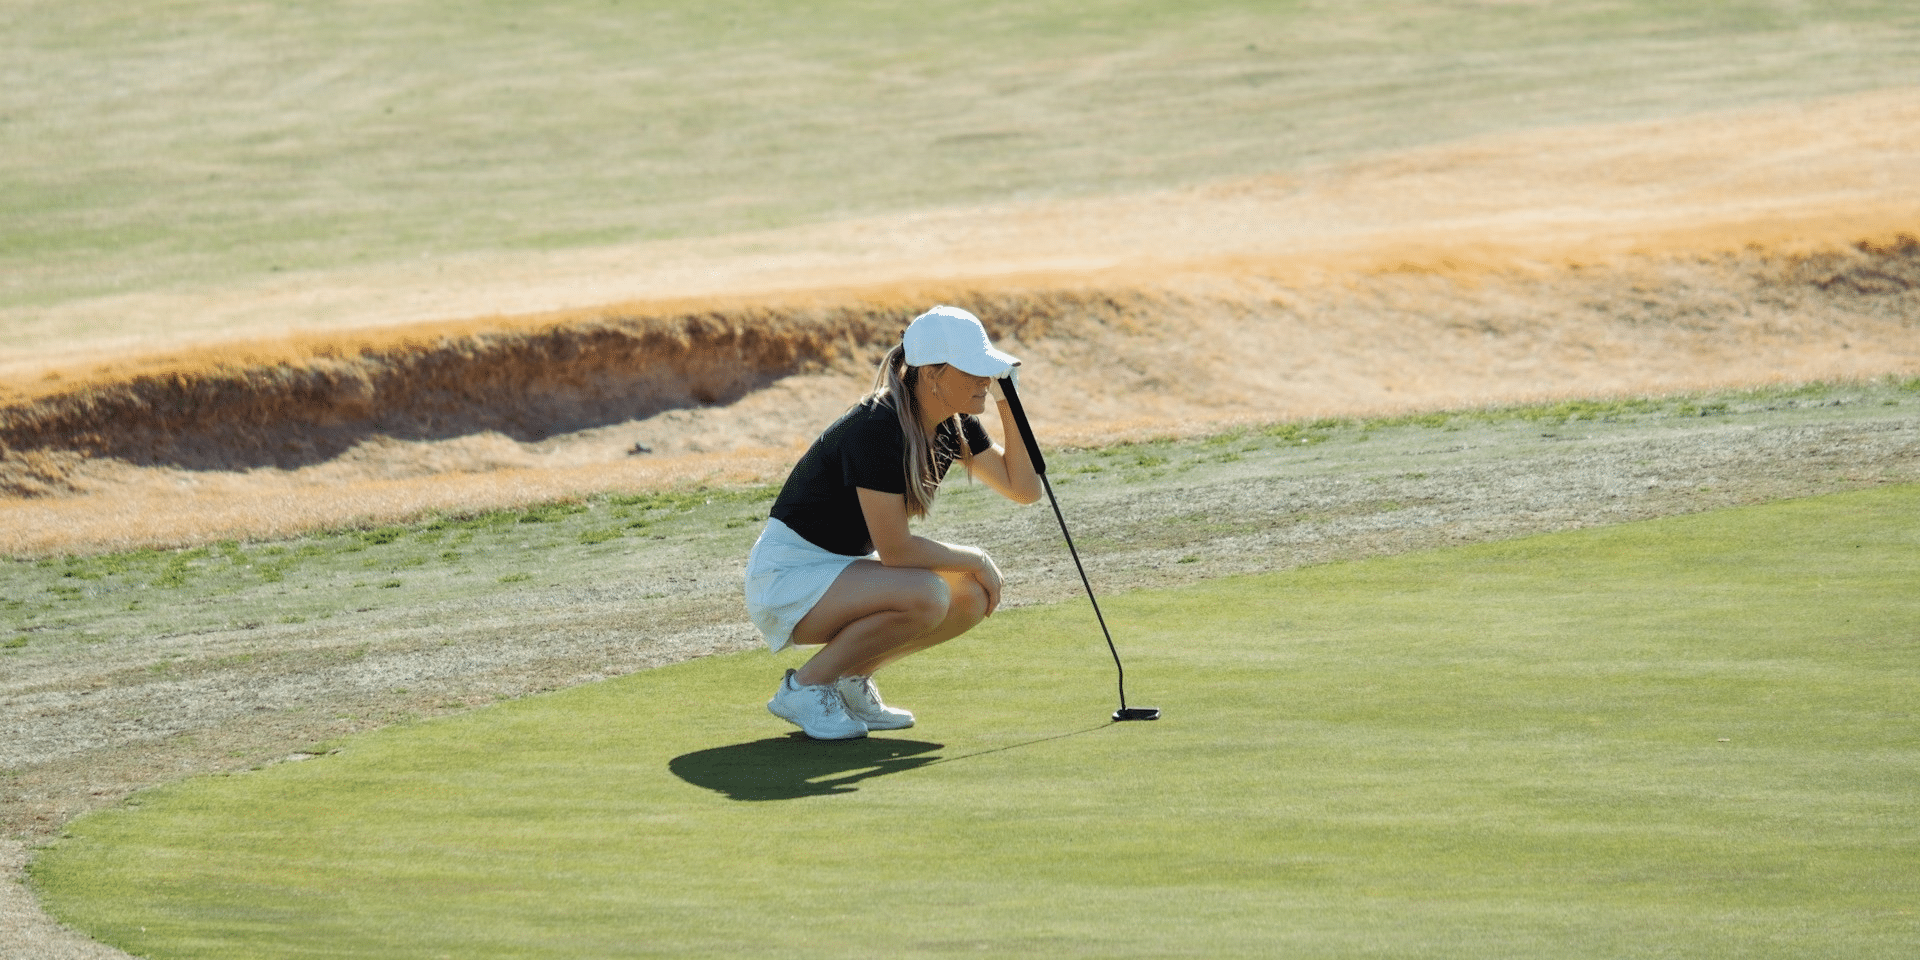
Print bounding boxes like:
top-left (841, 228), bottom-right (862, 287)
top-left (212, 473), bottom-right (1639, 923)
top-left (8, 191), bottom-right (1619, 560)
top-left (770, 398), bottom-right (992, 556)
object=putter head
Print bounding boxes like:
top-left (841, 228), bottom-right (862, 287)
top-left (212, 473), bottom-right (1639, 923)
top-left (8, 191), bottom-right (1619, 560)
top-left (1112, 706), bottom-right (1160, 722)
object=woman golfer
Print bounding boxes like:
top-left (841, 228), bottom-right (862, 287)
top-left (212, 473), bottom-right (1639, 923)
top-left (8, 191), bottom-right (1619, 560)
top-left (745, 305), bottom-right (1042, 739)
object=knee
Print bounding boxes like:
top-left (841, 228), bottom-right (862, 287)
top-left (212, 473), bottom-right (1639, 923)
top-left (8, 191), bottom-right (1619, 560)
top-left (899, 574), bottom-right (952, 632)
top-left (946, 576), bottom-right (989, 627)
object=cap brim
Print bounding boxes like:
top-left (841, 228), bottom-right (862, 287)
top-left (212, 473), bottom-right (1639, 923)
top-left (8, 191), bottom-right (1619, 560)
top-left (950, 348), bottom-right (1020, 379)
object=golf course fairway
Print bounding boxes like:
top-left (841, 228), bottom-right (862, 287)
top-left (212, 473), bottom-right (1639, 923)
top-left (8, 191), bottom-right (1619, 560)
top-left (30, 485), bottom-right (1919, 959)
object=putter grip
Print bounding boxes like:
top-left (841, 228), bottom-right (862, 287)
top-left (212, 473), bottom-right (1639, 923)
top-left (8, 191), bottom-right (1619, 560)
top-left (997, 376), bottom-right (1048, 476)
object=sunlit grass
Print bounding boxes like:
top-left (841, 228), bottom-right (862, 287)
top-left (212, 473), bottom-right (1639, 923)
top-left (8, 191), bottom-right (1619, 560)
top-left (29, 484), bottom-right (1920, 958)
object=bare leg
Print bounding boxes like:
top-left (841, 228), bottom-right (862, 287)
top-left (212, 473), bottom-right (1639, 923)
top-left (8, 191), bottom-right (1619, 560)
top-left (789, 563), bottom-right (987, 685)
top-left (839, 570), bottom-right (989, 678)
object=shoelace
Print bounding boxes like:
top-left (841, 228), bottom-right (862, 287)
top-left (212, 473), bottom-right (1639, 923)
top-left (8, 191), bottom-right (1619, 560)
top-left (814, 683), bottom-right (848, 715)
top-left (841, 677), bottom-right (881, 713)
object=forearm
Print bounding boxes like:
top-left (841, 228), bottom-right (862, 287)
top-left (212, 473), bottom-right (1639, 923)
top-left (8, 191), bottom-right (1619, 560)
top-left (990, 398), bottom-right (1045, 503)
top-left (993, 398), bottom-right (1036, 474)
top-left (877, 534), bottom-right (985, 574)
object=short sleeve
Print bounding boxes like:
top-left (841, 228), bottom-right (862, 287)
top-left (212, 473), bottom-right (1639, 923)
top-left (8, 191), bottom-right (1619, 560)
top-left (960, 414), bottom-right (992, 456)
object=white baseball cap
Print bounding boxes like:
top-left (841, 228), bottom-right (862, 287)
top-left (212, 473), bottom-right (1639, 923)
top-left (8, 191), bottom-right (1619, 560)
top-left (902, 305), bottom-right (1020, 378)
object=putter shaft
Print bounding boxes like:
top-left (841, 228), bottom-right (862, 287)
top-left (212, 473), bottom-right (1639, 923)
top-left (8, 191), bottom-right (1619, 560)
top-left (1000, 375), bottom-right (1156, 721)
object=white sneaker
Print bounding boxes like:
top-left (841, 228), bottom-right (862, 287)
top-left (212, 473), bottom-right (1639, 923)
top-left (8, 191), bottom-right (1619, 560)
top-left (835, 675), bottom-right (915, 731)
top-left (768, 669), bottom-right (868, 740)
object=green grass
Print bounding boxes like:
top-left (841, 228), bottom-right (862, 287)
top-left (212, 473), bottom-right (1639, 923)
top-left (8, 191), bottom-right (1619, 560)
top-left (6, 1), bottom-right (1920, 308)
top-left (29, 483), bottom-right (1920, 959)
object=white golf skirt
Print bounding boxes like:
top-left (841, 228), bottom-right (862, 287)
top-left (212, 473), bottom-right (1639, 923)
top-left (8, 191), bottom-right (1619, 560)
top-left (743, 518), bottom-right (873, 653)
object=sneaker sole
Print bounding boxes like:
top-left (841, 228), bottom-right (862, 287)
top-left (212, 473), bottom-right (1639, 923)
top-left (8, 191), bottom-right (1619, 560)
top-left (767, 702), bottom-right (868, 740)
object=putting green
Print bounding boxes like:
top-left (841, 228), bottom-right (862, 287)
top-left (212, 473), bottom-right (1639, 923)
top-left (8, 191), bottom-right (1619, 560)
top-left (32, 486), bottom-right (1920, 959)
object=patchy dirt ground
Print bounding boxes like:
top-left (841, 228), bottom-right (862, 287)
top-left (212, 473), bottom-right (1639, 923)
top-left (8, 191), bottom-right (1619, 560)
top-left (6, 386), bottom-right (1918, 958)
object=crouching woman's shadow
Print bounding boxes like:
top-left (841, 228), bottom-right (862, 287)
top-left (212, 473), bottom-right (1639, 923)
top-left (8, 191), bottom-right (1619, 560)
top-left (669, 735), bottom-right (945, 801)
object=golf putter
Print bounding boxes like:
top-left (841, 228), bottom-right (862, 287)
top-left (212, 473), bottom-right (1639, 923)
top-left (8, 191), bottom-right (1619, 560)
top-left (997, 374), bottom-right (1160, 723)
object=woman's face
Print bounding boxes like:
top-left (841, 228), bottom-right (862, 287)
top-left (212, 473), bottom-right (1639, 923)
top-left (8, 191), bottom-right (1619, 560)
top-left (926, 364), bottom-right (992, 416)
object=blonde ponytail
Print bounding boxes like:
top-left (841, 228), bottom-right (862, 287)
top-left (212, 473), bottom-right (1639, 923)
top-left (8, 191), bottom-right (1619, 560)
top-left (869, 343), bottom-right (954, 518)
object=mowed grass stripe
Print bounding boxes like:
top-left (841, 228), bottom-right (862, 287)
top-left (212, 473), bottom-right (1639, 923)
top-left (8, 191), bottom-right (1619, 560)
top-left (31, 485), bottom-right (1920, 959)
